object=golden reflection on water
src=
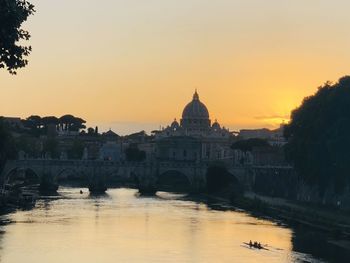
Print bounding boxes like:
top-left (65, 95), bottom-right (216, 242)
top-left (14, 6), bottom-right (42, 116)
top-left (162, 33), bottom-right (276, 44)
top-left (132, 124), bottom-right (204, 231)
top-left (0, 188), bottom-right (316, 263)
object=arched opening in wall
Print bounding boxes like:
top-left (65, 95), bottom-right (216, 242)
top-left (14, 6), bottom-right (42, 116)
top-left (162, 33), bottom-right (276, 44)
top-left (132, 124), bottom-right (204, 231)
top-left (56, 169), bottom-right (87, 186)
top-left (6, 168), bottom-right (40, 186)
top-left (157, 170), bottom-right (191, 193)
top-left (206, 165), bottom-right (241, 196)
top-left (6, 168), bottom-right (20, 185)
top-left (24, 169), bottom-right (40, 185)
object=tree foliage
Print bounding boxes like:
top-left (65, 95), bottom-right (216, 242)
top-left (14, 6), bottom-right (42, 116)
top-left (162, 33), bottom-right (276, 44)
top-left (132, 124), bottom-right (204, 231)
top-left (87, 127), bottom-right (95, 135)
top-left (0, 0), bottom-right (35, 74)
top-left (231, 138), bottom-right (269, 152)
top-left (59, 115), bottom-right (86, 132)
top-left (284, 76), bottom-right (350, 193)
top-left (23, 114), bottom-right (86, 135)
top-left (0, 118), bottom-right (17, 173)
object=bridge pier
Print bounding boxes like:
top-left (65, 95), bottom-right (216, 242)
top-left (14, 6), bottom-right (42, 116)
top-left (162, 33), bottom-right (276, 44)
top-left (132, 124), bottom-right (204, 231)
top-left (88, 167), bottom-right (107, 194)
top-left (135, 163), bottom-right (157, 195)
top-left (88, 180), bottom-right (107, 194)
top-left (39, 172), bottom-right (58, 193)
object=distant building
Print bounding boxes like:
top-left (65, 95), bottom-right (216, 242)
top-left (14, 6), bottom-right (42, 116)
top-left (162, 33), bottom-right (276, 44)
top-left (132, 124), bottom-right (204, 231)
top-left (99, 141), bottom-right (123, 161)
top-left (124, 130), bottom-right (149, 144)
top-left (155, 91), bottom-right (234, 162)
top-left (57, 129), bottom-right (79, 136)
top-left (239, 124), bottom-right (286, 146)
top-left (156, 136), bottom-right (201, 162)
top-left (101, 129), bottom-right (120, 142)
top-left (138, 142), bottom-right (156, 161)
top-left (99, 129), bottom-right (123, 161)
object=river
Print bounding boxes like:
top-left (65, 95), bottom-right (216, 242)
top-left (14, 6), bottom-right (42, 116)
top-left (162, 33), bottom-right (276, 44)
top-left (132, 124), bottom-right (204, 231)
top-left (0, 187), bottom-right (328, 262)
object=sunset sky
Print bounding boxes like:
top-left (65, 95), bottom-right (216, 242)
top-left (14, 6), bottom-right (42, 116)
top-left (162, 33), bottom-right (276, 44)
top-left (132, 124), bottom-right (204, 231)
top-left (1, 0), bottom-right (350, 134)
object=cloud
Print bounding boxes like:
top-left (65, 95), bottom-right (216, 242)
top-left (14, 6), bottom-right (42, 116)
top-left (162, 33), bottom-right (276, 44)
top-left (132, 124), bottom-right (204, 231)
top-left (254, 114), bottom-right (290, 121)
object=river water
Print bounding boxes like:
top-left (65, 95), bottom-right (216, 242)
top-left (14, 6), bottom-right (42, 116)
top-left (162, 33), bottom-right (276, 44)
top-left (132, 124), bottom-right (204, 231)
top-left (0, 187), bottom-right (326, 263)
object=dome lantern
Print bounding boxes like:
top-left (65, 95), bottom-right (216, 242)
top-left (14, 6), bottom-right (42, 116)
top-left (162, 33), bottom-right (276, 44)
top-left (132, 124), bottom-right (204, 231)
top-left (193, 89), bottom-right (199, 100)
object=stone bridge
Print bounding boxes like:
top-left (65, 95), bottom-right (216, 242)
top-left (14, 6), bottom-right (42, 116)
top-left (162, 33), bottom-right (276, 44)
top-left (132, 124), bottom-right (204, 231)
top-left (1, 159), bottom-right (289, 193)
top-left (1, 159), bottom-right (209, 192)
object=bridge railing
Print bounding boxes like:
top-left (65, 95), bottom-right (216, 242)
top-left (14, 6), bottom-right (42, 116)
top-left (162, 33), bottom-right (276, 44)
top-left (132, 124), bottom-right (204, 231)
top-left (251, 165), bottom-right (294, 170)
top-left (7, 159), bottom-right (209, 169)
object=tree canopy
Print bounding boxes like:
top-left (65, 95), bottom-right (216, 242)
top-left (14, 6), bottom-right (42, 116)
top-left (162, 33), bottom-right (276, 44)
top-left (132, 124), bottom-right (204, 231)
top-left (0, 118), bottom-right (17, 173)
top-left (231, 138), bottom-right (269, 152)
top-left (0, 0), bottom-right (35, 74)
top-left (23, 114), bottom-right (86, 135)
top-left (284, 76), bottom-right (350, 193)
top-left (59, 115), bottom-right (86, 132)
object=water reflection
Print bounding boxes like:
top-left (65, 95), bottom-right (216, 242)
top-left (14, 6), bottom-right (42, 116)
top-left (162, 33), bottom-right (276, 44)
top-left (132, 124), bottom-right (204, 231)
top-left (0, 231), bottom-right (3, 263)
top-left (0, 187), bottom-right (330, 263)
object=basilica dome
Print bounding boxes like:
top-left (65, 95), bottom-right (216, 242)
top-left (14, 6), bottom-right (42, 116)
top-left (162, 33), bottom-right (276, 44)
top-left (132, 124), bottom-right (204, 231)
top-left (182, 91), bottom-right (209, 120)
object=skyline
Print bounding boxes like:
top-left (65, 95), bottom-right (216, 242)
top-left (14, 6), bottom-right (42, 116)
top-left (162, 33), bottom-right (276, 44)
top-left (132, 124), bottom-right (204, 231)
top-left (2, 0), bottom-right (350, 134)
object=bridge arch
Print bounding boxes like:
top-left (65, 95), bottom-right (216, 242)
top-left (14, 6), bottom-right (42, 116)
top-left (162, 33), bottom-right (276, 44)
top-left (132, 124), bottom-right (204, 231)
top-left (157, 169), bottom-right (192, 192)
top-left (4, 167), bottom-right (41, 185)
top-left (206, 165), bottom-right (241, 193)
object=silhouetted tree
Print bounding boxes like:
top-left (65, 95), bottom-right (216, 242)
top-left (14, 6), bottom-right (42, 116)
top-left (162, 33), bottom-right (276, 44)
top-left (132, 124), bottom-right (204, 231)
top-left (25, 115), bottom-right (42, 130)
top-left (231, 138), bottom-right (269, 152)
top-left (41, 116), bottom-right (59, 131)
top-left (0, 0), bottom-right (35, 74)
top-left (0, 118), bottom-right (17, 174)
top-left (71, 117), bottom-right (86, 131)
top-left (59, 115), bottom-right (75, 131)
top-left (59, 115), bottom-right (86, 132)
top-left (284, 76), bottom-right (350, 193)
top-left (24, 115), bottom-right (86, 135)
top-left (87, 127), bottom-right (95, 135)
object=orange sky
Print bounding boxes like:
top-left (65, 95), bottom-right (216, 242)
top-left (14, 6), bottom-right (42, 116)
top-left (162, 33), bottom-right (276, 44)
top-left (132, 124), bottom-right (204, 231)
top-left (1, 0), bottom-right (350, 134)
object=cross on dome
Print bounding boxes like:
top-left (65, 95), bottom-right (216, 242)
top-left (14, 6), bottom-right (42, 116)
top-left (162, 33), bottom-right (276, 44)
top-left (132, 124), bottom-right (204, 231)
top-left (193, 89), bottom-right (199, 100)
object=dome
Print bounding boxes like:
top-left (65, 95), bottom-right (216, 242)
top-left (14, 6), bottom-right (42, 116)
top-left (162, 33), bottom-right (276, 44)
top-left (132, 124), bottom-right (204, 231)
top-left (212, 119), bottom-right (221, 129)
top-left (171, 118), bottom-right (180, 129)
top-left (182, 91), bottom-right (209, 120)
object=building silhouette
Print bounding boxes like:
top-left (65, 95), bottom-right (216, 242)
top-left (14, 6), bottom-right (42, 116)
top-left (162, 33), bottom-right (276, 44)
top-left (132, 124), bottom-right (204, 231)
top-left (155, 91), bottom-right (233, 161)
